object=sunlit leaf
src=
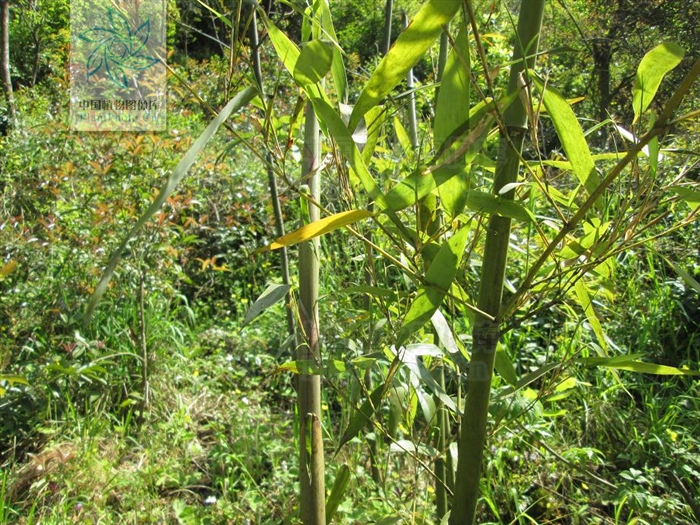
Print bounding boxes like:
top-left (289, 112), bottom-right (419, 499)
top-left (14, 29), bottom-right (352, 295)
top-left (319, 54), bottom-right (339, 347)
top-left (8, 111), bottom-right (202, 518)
top-left (580, 358), bottom-right (700, 376)
top-left (293, 39), bottom-right (334, 86)
top-left (532, 77), bottom-right (602, 207)
top-left (632, 42), bottom-right (684, 123)
top-left (0, 260), bottom-right (17, 278)
top-left (573, 279), bottom-right (607, 354)
top-left (259, 210), bottom-right (372, 252)
top-left (397, 226), bottom-right (470, 344)
top-left (349, 0), bottom-right (461, 130)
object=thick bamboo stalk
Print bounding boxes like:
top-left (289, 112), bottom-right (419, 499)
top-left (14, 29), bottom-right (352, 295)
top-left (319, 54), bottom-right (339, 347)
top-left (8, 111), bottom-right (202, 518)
top-left (449, 1), bottom-right (545, 523)
top-left (298, 100), bottom-right (326, 525)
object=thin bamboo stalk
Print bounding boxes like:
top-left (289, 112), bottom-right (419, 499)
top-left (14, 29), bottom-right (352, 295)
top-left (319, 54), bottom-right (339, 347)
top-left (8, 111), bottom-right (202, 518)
top-left (297, 100), bottom-right (326, 525)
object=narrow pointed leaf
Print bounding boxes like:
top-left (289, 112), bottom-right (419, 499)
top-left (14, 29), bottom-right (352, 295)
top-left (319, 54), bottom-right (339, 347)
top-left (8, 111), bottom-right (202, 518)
top-left (633, 42), bottom-right (684, 123)
top-left (532, 77), bottom-right (602, 205)
top-left (573, 280), bottom-right (607, 353)
top-left (434, 27), bottom-right (470, 151)
top-left (670, 186), bottom-right (700, 212)
top-left (349, 0), bottom-right (462, 130)
top-left (494, 343), bottom-right (518, 386)
top-left (262, 14), bottom-right (300, 75)
top-left (465, 191), bottom-right (534, 222)
top-left (243, 283), bottom-right (292, 327)
top-left (398, 226), bottom-right (470, 343)
top-left (325, 464), bottom-right (350, 523)
top-left (83, 87), bottom-right (257, 324)
top-left (580, 358), bottom-right (700, 376)
top-left (314, 0), bottom-right (347, 103)
top-left (259, 210), bottom-right (371, 252)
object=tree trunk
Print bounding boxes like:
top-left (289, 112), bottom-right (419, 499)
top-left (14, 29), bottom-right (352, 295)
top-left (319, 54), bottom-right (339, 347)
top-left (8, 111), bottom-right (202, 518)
top-left (0, 0), bottom-right (15, 121)
top-left (449, 1), bottom-right (545, 523)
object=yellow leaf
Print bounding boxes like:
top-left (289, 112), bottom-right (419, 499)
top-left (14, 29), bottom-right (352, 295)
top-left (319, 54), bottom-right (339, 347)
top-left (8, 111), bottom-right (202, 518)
top-left (0, 260), bottom-right (17, 278)
top-left (259, 210), bottom-right (372, 252)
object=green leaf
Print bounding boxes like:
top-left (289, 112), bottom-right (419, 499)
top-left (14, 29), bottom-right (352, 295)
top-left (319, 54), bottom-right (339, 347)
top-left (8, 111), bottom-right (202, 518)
top-left (262, 14), bottom-right (300, 75)
top-left (465, 191), bottom-right (534, 222)
top-left (326, 464), bottom-right (350, 523)
top-left (259, 210), bottom-right (372, 252)
top-left (532, 77), bottom-right (602, 206)
top-left (494, 343), bottom-right (518, 386)
top-left (349, 0), bottom-right (462, 130)
top-left (495, 362), bottom-right (561, 400)
top-left (293, 39), bottom-right (334, 86)
top-left (0, 374), bottom-right (30, 387)
top-left (660, 256), bottom-right (700, 295)
top-left (573, 280), bottom-right (607, 354)
top-left (670, 186), bottom-right (700, 212)
top-left (434, 27), bottom-right (470, 151)
top-left (83, 87), bottom-right (257, 325)
top-left (580, 358), bottom-right (700, 376)
top-left (337, 357), bottom-right (401, 451)
top-left (632, 42), bottom-right (684, 123)
top-left (313, 0), bottom-right (347, 103)
top-left (243, 283), bottom-right (292, 327)
top-left (338, 384), bottom-right (384, 450)
top-left (397, 226), bottom-right (470, 344)
top-left (276, 359), bottom-right (347, 375)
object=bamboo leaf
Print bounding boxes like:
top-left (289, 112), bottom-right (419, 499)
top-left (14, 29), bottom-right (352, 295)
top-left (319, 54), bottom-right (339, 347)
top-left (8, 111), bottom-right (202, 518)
top-left (495, 362), bottom-right (561, 400)
top-left (532, 77), bottom-right (602, 205)
top-left (313, 0), bottom-right (347, 103)
top-left (494, 343), bottom-right (518, 386)
top-left (434, 27), bottom-right (470, 152)
top-left (348, 0), bottom-right (462, 130)
top-left (670, 186), bottom-right (700, 212)
top-left (83, 87), bottom-right (257, 325)
top-left (294, 39), bottom-right (334, 86)
top-left (243, 283), bottom-right (292, 327)
top-left (661, 256), bottom-right (700, 295)
top-left (580, 358), bottom-right (700, 376)
top-left (262, 14), bottom-right (301, 74)
top-left (632, 42), bottom-right (684, 123)
top-left (465, 191), bottom-right (534, 222)
top-left (338, 384), bottom-right (384, 449)
top-left (259, 210), bottom-right (372, 252)
top-left (325, 464), bottom-right (350, 523)
top-left (398, 226), bottom-right (470, 344)
top-left (0, 374), bottom-right (30, 387)
top-left (337, 356), bottom-right (401, 451)
top-left (573, 279), bottom-right (608, 354)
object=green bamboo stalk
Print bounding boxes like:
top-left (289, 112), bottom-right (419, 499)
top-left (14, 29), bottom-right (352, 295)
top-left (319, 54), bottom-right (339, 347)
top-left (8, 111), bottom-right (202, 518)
top-left (402, 11), bottom-right (418, 150)
top-left (381, 0), bottom-right (393, 56)
top-left (432, 26), bottom-right (450, 520)
top-left (250, 11), bottom-right (295, 338)
top-left (449, 1), bottom-right (545, 523)
top-left (298, 99), bottom-right (326, 525)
